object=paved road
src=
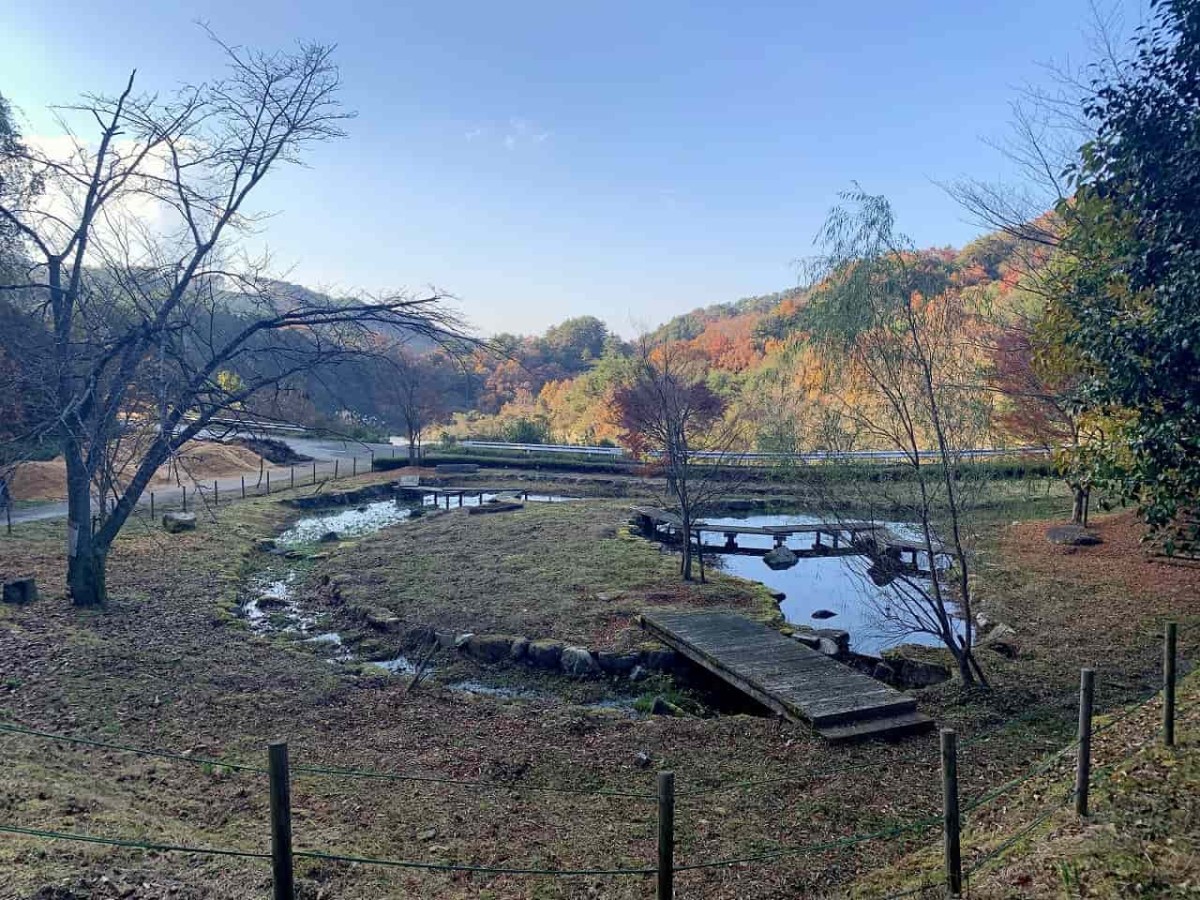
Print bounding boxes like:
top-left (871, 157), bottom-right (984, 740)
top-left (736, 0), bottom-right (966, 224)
top-left (6, 434), bottom-right (406, 526)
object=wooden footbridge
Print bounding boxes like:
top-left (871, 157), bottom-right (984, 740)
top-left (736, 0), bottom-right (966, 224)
top-left (641, 611), bottom-right (934, 741)
top-left (632, 506), bottom-right (878, 548)
top-left (630, 506), bottom-right (953, 571)
top-left (396, 485), bottom-right (536, 508)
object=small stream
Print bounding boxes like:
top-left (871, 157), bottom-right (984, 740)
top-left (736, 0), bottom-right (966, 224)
top-left (239, 493), bottom-right (637, 711)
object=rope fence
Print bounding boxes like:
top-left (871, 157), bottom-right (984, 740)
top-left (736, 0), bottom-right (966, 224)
top-left (0, 621), bottom-right (1192, 897)
top-left (4, 451), bottom-right (383, 537)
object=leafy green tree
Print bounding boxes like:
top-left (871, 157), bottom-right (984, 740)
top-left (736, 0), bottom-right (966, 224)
top-left (1061, 0), bottom-right (1200, 538)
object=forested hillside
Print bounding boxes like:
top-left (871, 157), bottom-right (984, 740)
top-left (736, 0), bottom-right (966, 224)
top-left (447, 227), bottom-right (1038, 452)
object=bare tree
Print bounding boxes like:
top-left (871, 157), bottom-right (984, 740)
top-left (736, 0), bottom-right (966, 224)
top-left (613, 339), bottom-right (745, 581)
top-left (806, 190), bottom-right (990, 685)
top-left (380, 350), bottom-right (454, 464)
top-left (0, 37), bottom-right (464, 606)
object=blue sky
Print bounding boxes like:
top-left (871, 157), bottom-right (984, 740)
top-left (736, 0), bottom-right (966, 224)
top-left (3, 1), bottom-right (1144, 337)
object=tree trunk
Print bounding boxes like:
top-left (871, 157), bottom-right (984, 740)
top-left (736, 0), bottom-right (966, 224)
top-left (951, 643), bottom-right (976, 686)
top-left (1070, 484), bottom-right (1086, 524)
top-left (408, 439), bottom-right (417, 464)
top-left (679, 521), bottom-right (693, 581)
top-left (64, 445), bottom-right (107, 606)
top-left (67, 542), bottom-right (108, 608)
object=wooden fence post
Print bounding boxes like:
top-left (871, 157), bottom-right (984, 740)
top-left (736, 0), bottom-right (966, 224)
top-left (149, 492), bottom-right (155, 520)
top-left (241, 476), bottom-right (246, 500)
top-left (6, 501), bottom-right (11, 535)
top-left (1076, 668), bottom-right (1095, 817)
top-left (352, 457), bottom-right (357, 477)
top-left (268, 742), bottom-right (295, 900)
top-left (1164, 623), bottom-right (1178, 747)
top-left (312, 461), bottom-right (317, 485)
top-left (290, 467), bottom-right (295, 489)
top-left (214, 480), bottom-right (219, 506)
top-left (334, 460), bottom-right (339, 480)
top-left (657, 771), bottom-right (674, 900)
top-left (941, 729), bottom-right (962, 897)
top-left (182, 486), bottom-right (187, 512)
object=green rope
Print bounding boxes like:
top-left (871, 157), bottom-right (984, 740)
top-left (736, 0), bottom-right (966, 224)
top-left (0, 823), bottom-right (270, 860)
top-left (675, 758), bottom-right (914, 799)
top-left (0, 722), bottom-right (654, 800)
top-left (958, 685), bottom-right (1081, 749)
top-left (962, 684), bottom-right (1167, 818)
top-left (964, 790), bottom-right (1071, 878)
top-left (290, 762), bottom-right (655, 799)
top-left (0, 722), bottom-right (264, 773)
top-left (961, 740), bottom-right (1078, 817)
top-left (0, 823), bottom-right (652, 878)
top-left (293, 848), bottom-right (654, 877)
top-left (672, 814), bottom-right (942, 871)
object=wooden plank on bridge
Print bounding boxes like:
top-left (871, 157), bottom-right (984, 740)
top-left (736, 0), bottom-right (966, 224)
top-left (631, 506), bottom-right (683, 528)
top-left (694, 522), bottom-right (770, 536)
top-left (640, 611), bottom-right (934, 741)
top-left (760, 521), bottom-right (881, 536)
top-left (874, 529), bottom-right (952, 557)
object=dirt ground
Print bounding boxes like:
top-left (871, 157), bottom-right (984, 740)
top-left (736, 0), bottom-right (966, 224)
top-left (0, 471), bottom-right (1195, 899)
top-left (8, 441), bottom-right (266, 502)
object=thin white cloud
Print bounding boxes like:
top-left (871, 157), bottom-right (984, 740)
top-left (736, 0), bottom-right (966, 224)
top-left (464, 118), bottom-right (551, 151)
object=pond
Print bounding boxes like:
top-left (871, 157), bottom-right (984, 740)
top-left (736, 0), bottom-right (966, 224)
top-left (698, 512), bottom-right (963, 655)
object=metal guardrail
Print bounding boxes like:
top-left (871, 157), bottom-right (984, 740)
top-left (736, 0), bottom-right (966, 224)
top-left (456, 441), bottom-right (1047, 464)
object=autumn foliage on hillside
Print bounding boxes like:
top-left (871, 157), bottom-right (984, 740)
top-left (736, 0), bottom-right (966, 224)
top-left (447, 228), bottom-right (1047, 453)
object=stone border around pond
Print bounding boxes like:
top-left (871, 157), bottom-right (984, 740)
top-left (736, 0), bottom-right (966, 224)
top-left (354, 618), bottom-right (678, 682)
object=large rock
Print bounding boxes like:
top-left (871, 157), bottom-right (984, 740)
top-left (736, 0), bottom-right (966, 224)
top-left (2, 576), bottom-right (37, 605)
top-left (816, 637), bottom-right (843, 657)
top-left (596, 651), bottom-right (639, 675)
top-left (792, 631), bottom-right (822, 650)
top-left (1046, 524), bottom-right (1102, 546)
top-left (365, 608), bottom-right (401, 631)
top-left (883, 655), bottom-right (951, 688)
top-left (526, 639), bottom-right (565, 670)
top-left (816, 629), bottom-right (850, 655)
top-left (467, 502), bottom-right (522, 515)
top-left (463, 634), bottom-right (522, 664)
top-left (980, 623), bottom-right (1019, 657)
top-left (561, 646), bottom-right (601, 677)
top-left (650, 696), bottom-right (685, 716)
top-left (162, 512), bottom-right (197, 533)
top-left (763, 546), bottom-right (799, 570)
top-left (811, 609), bottom-right (837, 620)
top-left (640, 647), bottom-right (677, 672)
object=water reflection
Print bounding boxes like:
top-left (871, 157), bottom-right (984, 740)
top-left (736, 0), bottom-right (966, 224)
top-left (700, 513), bottom-right (958, 655)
